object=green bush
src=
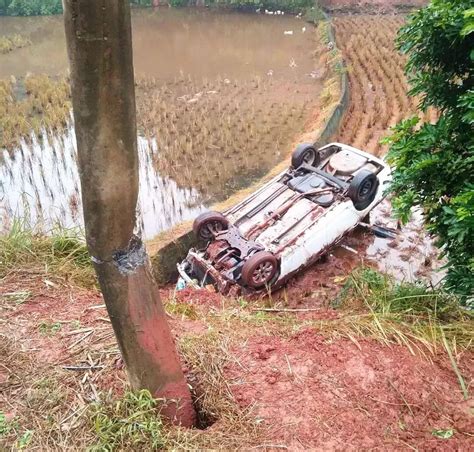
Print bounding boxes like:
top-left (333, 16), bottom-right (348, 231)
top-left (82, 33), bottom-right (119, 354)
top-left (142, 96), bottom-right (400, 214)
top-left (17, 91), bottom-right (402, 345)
top-left (384, 0), bottom-right (474, 299)
top-left (169, 0), bottom-right (189, 7)
top-left (1, 0), bottom-right (312, 15)
top-left (7, 0), bottom-right (62, 16)
top-left (2, 0), bottom-right (153, 15)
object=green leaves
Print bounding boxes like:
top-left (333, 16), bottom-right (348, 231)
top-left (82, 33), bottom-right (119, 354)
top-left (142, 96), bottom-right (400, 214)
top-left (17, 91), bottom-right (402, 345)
top-left (90, 390), bottom-right (166, 451)
top-left (461, 7), bottom-right (474, 36)
top-left (387, 0), bottom-right (474, 300)
top-left (432, 428), bottom-right (455, 439)
top-left (397, 0), bottom-right (474, 112)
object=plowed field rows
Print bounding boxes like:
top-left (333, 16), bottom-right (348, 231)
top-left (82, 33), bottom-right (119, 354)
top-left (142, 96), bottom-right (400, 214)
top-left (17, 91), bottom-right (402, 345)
top-left (333, 15), bottom-right (436, 156)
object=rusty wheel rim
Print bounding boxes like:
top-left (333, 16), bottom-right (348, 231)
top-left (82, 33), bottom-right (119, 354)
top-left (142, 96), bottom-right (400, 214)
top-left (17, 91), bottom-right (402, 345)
top-left (251, 261), bottom-right (275, 285)
top-left (201, 221), bottom-right (225, 239)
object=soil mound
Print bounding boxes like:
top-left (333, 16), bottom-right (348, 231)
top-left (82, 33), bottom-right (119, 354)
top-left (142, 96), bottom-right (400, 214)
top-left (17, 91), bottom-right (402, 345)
top-left (226, 329), bottom-right (473, 449)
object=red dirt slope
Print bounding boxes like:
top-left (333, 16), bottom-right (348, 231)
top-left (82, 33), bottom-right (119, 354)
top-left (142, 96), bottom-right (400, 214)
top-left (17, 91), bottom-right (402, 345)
top-left (226, 329), bottom-right (473, 449)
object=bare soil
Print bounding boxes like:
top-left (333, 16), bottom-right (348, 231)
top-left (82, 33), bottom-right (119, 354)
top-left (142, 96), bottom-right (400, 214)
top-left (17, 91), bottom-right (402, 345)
top-left (226, 329), bottom-right (473, 449)
top-left (1, 270), bottom-right (472, 449)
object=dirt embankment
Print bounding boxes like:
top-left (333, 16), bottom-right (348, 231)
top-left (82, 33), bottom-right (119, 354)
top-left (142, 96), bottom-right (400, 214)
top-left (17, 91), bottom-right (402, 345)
top-left (320, 0), bottom-right (427, 13)
top-left (1, 270), bottom-right (473, 450)
top-left (226, 330), bottom-right (473, 449)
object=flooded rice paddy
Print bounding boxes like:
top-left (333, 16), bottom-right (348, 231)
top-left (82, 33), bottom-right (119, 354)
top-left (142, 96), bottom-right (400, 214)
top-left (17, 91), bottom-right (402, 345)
top-left (1, 8), bottom-right (322, 238)
top-left (1, 125), bottom-right (204, 239)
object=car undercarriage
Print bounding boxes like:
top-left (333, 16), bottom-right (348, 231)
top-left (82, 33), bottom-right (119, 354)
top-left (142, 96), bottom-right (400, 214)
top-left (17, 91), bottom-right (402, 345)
top-left (178, 142), bottom-right (391, 295)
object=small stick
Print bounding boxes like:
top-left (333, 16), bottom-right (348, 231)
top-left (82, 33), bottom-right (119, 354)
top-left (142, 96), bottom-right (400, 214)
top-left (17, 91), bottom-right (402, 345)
top-left (89, 380), bottom-right (99, 401)
top-left (252, 308), bottom-right (323, 313)
top-left (285, 354), bottom-right (293, 376)
top-left (97, 317), bottom-right (111, 323)
top-left (368, 396), bottom-right (411, 406)
top-left (84, 304), bottom-right (106, 311)
top-left (60, 405), bottom-right (88, 425)
top-left (64, 328), bottom-right (94, 336)
top-left (340, 244), bottom-right (358, 254)
top-left (388, 379), bottom-right (414, 416)
top-left (67, 330), bottom-right (93, 350)
top-left (62, 365), bottom-right (104, 371)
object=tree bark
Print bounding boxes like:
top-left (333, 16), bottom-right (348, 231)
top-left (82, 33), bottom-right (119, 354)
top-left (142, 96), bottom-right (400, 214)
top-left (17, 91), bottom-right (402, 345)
top-left (63, 0), bottom-right (195, 427)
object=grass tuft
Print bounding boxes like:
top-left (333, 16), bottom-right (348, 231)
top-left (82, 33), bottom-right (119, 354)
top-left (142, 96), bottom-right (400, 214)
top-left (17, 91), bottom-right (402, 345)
top-left (89, 390), bottom-right (166, 451)
top-left (174, 331), bottom-right (264, 449)
top-left (165, 300), bottom-right (198, 320)
top-left (0, 34), bottom-right (31, 54)
top-left (340, 267), bottom-right (464, 321)
top-left (323, 267), bottom-right (473, 356)
top-left (0, 219), bottom-right (95, 288)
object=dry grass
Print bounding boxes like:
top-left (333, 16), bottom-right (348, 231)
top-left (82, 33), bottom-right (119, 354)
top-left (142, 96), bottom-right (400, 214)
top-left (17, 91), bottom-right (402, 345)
top-left (333, 15), bottom-right (438, 156)
top-left (0, 75), bottom-right (71, 150)
top-left (0, 296), bottom-right (269, 450)
top-left (135, 73), bottom-right (315, 202)
top-left (1, 248), bottom-right (472, 450)
top-left (0, 335), bottom-right (93, 450)
top-left (272, 267), bottom-right (474, 364)
top-left (0, 34), bottom-right (31, 54)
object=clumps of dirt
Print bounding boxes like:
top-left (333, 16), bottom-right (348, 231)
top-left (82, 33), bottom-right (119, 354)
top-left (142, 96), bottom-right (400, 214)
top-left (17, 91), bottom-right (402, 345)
top-left (225, 329), bottom-right (473, 449)
top-left (272, 230), bottom-right (371, 309)
top-left (170, 287), bottom-right (225, 309)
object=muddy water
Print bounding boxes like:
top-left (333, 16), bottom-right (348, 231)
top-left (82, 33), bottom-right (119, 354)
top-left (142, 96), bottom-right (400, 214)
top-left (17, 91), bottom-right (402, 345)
top-left (1, 8), bottom-right (318, 238)
top-left (0, 8), bottom-right (314, 79)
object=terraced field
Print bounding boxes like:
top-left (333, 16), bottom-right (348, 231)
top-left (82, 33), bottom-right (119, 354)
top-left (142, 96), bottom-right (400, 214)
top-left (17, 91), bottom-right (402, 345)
top-left (333, 14), bottom-right (436, 156)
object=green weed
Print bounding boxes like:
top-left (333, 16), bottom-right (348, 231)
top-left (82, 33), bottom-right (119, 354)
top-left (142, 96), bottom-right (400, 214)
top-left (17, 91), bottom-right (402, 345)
top-left (165, 300), bottom-right (198, 319)
top-left (431, 428), bottom-right (455, 439)
top-left (1, 290), bottom-right (32, 305)
top-left (322, 267), bottom-right (473, 360)
top-left (341, 267), bottom-right (465, 321)
top-left (0, 412), bottom-right (11, 437)
top-left (0, 411), bottom-right (32, 450)
top-left (89, 390), bottom-right (166, 451)
top-left (16, 430), bottom-right (33, 449)
top-left (38, 321), bottom-right (62, 335)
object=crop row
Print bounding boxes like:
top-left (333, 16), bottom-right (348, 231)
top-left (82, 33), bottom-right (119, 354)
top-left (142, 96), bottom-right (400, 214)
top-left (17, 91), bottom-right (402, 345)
top-left (333, 15), bottom-right (437, 156)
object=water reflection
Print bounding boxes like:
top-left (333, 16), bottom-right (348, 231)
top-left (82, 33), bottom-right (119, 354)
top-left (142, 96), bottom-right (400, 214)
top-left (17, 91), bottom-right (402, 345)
top-left (0, 7), bottom-right (320, 238)
top-left (0, 125), bottom-right (205, 239)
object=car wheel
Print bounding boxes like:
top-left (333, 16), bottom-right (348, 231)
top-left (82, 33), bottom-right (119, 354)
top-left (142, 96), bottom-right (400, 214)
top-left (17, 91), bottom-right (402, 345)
top-left (347, 169), bottom-right (379, 210)
top-left (241, 251), bottom-right (278, 289)
top-left (291, 143), bottom-right (320, 168)
top-left (193, 211), bottom-right (229, 241)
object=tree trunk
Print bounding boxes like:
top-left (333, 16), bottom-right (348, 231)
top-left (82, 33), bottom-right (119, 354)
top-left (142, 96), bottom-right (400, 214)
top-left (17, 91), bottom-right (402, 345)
top-left (63, 0), bottom-right (195, 427)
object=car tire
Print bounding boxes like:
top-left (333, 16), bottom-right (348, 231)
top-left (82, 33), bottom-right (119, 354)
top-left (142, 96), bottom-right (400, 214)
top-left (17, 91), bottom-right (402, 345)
top-left (193, 211), bottom-right (229, 241)
top-left (348, 169), bottom-right (379, 210)
top-left (291, 143), bottom-right (320, 168)
top-left (241, 251), bottom-right (278, 289)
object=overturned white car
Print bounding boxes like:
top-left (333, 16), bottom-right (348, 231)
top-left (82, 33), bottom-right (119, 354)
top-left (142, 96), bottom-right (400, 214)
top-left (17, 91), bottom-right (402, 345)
top-left (178, 142), bottom-right (392, 295)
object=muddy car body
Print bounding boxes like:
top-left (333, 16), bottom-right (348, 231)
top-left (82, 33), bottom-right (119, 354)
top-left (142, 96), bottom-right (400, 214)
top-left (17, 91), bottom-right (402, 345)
top-left (178, 142), bottom-right (392, 295)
